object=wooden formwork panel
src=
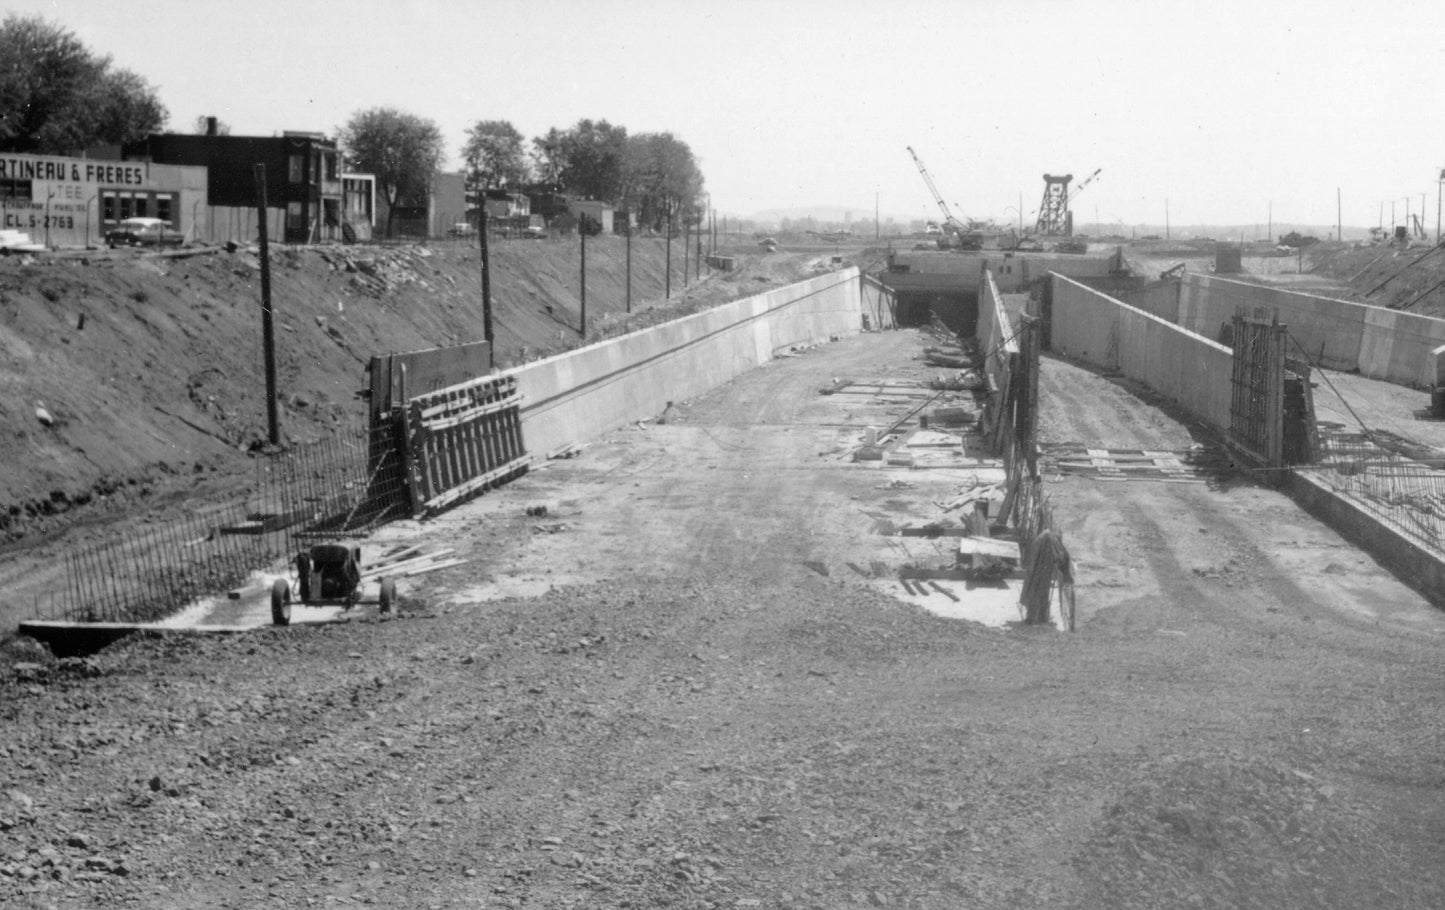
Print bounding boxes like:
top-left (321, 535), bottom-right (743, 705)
top-left (402, 374), bottom-right (528, 516)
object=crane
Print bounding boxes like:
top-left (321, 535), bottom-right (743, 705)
top-left (905, 146), bottom-right (981, 249)
top-left (1035, 168), bottom-right (1101, 236)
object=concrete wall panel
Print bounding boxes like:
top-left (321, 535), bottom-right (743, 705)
top-left (1052, 274), bottom-right (1233, 433)
top-left (1176, 274), bottom-right (1445, 384)
top-left (1119, 279), bottom-right (1181, 324)
top-left (977, 271), bottom-right (1016, 390)
top-left (511, 268), bottom-right (863, 456)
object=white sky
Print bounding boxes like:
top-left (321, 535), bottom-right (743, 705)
top-left (11, 0), bottom-right (1445, 230)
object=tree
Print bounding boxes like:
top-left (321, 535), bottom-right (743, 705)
top-left (337, 107), bottom-right (446, 238)
top-left (532, 119), bottom-right (628, 201)
top-left (0, 14), bottom-right (167, 153)
top-left (461, 120), bottom-right (527, 189)
top-left (621, 132), bottom-right (705, 231)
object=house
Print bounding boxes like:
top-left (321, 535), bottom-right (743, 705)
top-left (123, 126), bottom-right (343, 243)
top-left (341, 173), bottom-right (375, 241)
top-left (568, 199), bottom-right (614, 235)
top-left (481, 189), bottom-right (530, 219)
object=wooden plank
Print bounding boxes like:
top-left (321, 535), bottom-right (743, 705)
top-left (957, 536), bottom-right (1022, 560)
top-left (927, 580), bottom-right (960, 602)
top-left (360, 548), bottom-right (456, 579)
top-left (898, 526), bottom-right (969, 537)
top-left (402, 558), bottom-right (468, 577)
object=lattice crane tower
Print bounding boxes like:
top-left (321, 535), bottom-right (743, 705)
top-left (1035, 173), bottom-right (1073, 236)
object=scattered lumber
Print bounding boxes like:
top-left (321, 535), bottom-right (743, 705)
top-left (362, 548), bottom-right (455, 579)
top-left (402, 558), bottom-right (467, 577)
top-left (957, 536), bottom-right (1021, 561)
top-left (927, 580), bottom-right (960, 602)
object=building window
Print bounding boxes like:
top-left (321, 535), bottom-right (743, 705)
top-left (102, 190), bottom-right (179, 225)
top-left (323, 153), bottom-right (337, 181)
top-left (1, 178), bottom-right (32, 202)
top-left (288, 154), bottom-right (304, 184)
top-left (286, 201), bottom-right (305, 231)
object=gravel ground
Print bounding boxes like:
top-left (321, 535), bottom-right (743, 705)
top-left (3, 329), bottom-right (1444, 909)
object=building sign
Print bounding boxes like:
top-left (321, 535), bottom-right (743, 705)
top-left (0, 154), bottom-right (149, 186)
top-left (0, 153), bottom-right (158, 237)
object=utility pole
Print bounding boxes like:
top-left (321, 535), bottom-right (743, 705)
top-left (1437, 169), bottom-right (1443, 243)
top-left (875, 188), bottom-right (879, 241)
top-left (254, 164), bottom-right (279, 446)
top-left (1268, 200), bottom-right (1272, 244)
top-left (665, 203), bottom-right (672, 300)
top-left (625, 209), bottom-right (632, 314)
top-left (479, 205), bottom-right (494, 370)
top-left (1165, 198), bottom-right (1170, 241)
top-left (579, 216), bottom-right (587, 339)
top-left (683, 217), bottom-right (690, 286)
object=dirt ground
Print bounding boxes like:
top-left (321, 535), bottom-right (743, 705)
top-left (3, 328), bottom-right (1443, 909)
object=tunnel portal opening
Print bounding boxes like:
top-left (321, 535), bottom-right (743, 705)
top-left (896, 291), bottom-right (978, 336)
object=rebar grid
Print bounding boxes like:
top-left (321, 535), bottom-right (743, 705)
top-left (48, 423), bottom-right (410, 623)
top-left (1303, 428), bottom-right (1445, 553)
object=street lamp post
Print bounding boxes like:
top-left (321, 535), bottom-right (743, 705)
top-left (85, 194), bottom-right (96, 247)
top-left (45, 190), bottom-right (55, 248)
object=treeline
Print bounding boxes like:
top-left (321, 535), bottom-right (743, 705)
top-left (0, 14), bottom-right (167, 154)
top-left (337, 112), bottom-right (706, 237)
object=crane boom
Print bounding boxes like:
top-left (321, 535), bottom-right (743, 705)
top-left (1067, 168), bottom-right (1102, 207)
top-left (906, 146), bottom-right (960, 230)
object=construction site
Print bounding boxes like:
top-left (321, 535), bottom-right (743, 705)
top-left (3, 172), bottom-right (1445, 907)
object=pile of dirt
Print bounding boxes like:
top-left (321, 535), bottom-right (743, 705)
top-left (1307, 242), bottom-right (1445, 313)
top-left (0, 238), bottom-right (813, 544)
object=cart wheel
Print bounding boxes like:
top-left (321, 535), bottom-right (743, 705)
top-left (295, 552), bottom-right (312, 604)
top-left (379, 579), bottom-right (396, 614)
top-left (270, 579), bottom-right (292, 626)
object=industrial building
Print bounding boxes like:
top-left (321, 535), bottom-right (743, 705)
top-left (0, 151), bottom-right (207, 248)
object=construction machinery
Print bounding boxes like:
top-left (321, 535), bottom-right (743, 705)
top-left (1035, 168), bottom-right (1101, 236)
top-left (269, 544), bottom-right (396, 625)
top-left (906, 146), bottom-right (983, 250)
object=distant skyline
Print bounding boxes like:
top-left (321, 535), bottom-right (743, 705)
top-left (9, 0), bottom-right (1445, 231)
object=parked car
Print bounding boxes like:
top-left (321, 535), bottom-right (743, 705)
top-left (447, 222), bottom-right (477, 238)
top-left (105, 217), bottom-right (184, 248)
top-left (522, 226), bottom-right (547, 240)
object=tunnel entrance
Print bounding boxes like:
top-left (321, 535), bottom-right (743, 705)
top-left (896, 291), bottom-right (978, 335)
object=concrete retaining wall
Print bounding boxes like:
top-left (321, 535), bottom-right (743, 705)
top-left (977, 270), bottom-right (1015, 392)
top-left (1179, 273), bottom-right (1445, 387)
top-left (509, 268), bottom-right (864, 456)
top-left (1051, 274), bottom-right (1234, 433)
top-left (884, 249), bottom-right (1121, 294)
top-left (1118, 278), bottom-right (1182, 324)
